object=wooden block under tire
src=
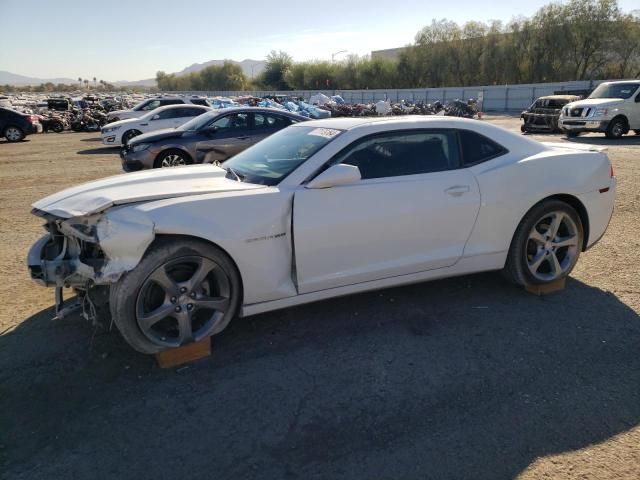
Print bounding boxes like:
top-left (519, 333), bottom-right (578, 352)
top-left (155, 338), bottom-right (211, 368)
top-left (525, 277), bottom-right (566, 296)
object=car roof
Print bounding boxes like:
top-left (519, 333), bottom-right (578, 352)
top-left (291, 115), bottom-right (488, 130)
top-left (146, 104), bottom-right (211, 113)
top-left (598, 80), bottom-right (640, 85)
top-left (537, 95), bottom-right (581, 101)
top-left (200, 107), bottom-right (309, 119)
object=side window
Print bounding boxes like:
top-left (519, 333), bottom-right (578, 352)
top-left (160, 99), bottom-right (184, 106)
top-left (207, 113), bottom-right (249, 130)
top-left (140, 100), bottom-right (161, 111)
top-left (459, 130), bottom-right (508, 166)
top-left (153, 108), bottom-right (178, 120)
top-left (177, 107), bottom-right (204, 117)
top-left (190, 99), bottom-right (208, 106)
top-left (336, 130), bottom-right (459, 180)
top-left (254, 113), bottom-right (291, 129)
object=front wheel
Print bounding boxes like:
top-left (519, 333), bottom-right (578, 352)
top-left (503, 200), bottom-right (583, 286)
top-left (4, 126), bottom-right (25, 142)
top-left (109, 238), bottom-right (241, 354)
top-left (154, 149), bottom-right (192, 168)
top-left (565, 131), bottom-right (580, 138)
top-left (122, 129), bottom-right (141, 145)
top-left (605, 118), bottom-right (626, 139)
top-left (51, 121), bottom-right (64, 133)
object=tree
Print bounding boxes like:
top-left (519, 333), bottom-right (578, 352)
top-left (259, 50), bottom-right (293, 90)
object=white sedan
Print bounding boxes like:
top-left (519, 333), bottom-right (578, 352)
top-left (28, 117), bottom-right (616, 354)
top-left (101, 104), bottom-right (211, 146)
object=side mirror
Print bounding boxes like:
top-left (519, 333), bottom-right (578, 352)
top-left (202, 125), bottom-right (218, 135)
top-left (151, 114), bottom-right (160, 120)
top-left (307, 164), bottom-right (361, 189)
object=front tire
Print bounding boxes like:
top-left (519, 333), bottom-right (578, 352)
top-left (605, 118), bottom-right (626, 139)
top-left (4, 126), bottom-right (25, 142)
top-left (154, 149), bottom-right (192, 168)
top-left (109, 238), bottom-right (241, 354)
top-left (503, 200), bottom-right (583, 286)
top-left (122, 129), bottom-right (141, 145)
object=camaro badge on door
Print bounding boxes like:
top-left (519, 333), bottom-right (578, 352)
top-left (246, 232), bottom-right (286, 243)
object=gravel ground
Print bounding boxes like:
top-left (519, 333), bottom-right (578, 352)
top-left (0, 117), bottom-right (638, 479)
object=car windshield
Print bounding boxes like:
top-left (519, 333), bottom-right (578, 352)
top-left (222, 126), bottom-right (343, 186)
top-left (588, 83), bottom-right (640, 100)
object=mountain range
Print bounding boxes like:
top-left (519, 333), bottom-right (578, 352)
top-left (0, 59), bottom-right (266, 87)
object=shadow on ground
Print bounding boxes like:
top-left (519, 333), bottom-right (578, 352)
top-left (566, 134), bottom-right (640, 146)
top-left (1, 273), bottom-right (639, 479)
top-left (77, 146), bottom-right (120, 155)
top-left (80, 137), bottom-right (104, 142)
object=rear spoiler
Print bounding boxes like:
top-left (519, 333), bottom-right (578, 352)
top-left (542, 142), bottom-right (608, 153)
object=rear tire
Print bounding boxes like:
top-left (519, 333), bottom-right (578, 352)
top-left (4, 126), bottom-right (25, 142)
top-left (503, 200), bottom-right (583, 287)
top-left (51, 121), bottom-right (64, 133)
top-left (109, 238), bottom-right (241, 354)
top-left (154, 149), bottom-right (192, 168)
top-left (565, 131), bottom-right (580, 138)
top-left (605, 118), bottom-right (626, 139)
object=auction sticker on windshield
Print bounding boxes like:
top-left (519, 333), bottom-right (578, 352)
top-left (308, 128), bottom-right (341, 139)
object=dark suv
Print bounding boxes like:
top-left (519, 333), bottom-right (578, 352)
top-left (0, 107), bottom-right (42, 142)
top-left (120, 107), bottom-right (309, 171)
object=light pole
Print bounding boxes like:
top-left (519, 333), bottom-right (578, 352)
top-left (331, 50), bottom-right (347, 63)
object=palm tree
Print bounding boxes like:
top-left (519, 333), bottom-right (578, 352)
top-left (93, 77), bottom-right (97, 87)
top-left (78, 77), bottom-right (82, 86)
top-left (84, 79), bottom-right (89, 89)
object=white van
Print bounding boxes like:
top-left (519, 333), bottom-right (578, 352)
top-left (558, 80), bottom-right (640, 139)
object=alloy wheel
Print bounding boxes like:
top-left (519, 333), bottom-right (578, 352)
top-left (135, 256), bottom-right (230, 348)
top-left (161, 154), bottom-right (186, 167)
top-left (525, 211), bottom-right (579, 282)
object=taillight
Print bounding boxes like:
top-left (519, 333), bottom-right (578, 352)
top-left (610, 163), bottom-right (615, 178)
top-left (26, 115), bottom-right (38, 123)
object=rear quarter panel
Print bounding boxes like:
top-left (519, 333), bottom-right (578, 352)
top-left (465, 147), bottom-right (612, 257)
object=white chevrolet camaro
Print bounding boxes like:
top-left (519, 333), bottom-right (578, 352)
top-left (28, 117), bottom-right (616, 353)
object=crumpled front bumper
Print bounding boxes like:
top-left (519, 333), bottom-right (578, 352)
top-left (558, 118), bottom-right (609, 133)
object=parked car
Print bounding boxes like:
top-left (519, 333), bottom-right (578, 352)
top-left (101, 104), bottom-right (211, 146)
top-left (0, 107), bottom-right (42, 142)
top-left (27, 117), bottom-right (616, 354)
top-left (120, 107), bottom-right (308, 171)
top-left (521, 95), bottom-right (581, 133)
top-left (106, 96), bottom-right (211, 123)
top-left (558, 80), bottom-right (640, 138)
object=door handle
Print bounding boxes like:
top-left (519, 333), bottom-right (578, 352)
top-left (445, 185), bottom-right (470, 196)
top-left (236, 136), bottom-right (249, 140)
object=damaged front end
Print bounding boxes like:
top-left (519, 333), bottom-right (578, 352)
top-left (27, 207), bottom-right (155, 318)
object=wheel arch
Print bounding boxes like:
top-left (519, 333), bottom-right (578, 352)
top-left (610, 114), bottom-right (629, 131)
top-left (154, 147), bottom-right (193, 168)
top-left (146, 233), bottom-right (245, 304)
top-left (517, 194), bottom-right (590, 251)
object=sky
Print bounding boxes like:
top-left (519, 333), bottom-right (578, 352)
top-left (0, 0), bottom-right (638, 82)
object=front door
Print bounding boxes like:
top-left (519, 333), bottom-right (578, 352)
top-left (195, 112), bottom-right (253, 164)
top-left (293, 129), bottom-right (481, 294)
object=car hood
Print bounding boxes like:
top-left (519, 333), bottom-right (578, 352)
top-left (129, 128), bottom-right (184, 145)
top-left (566, 98), bottom-right (623, 108)
top-left (32, 165), bottom-right (264, 218)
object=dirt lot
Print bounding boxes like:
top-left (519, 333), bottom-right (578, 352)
top-left (1, 118), bottom-right (639, 479)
